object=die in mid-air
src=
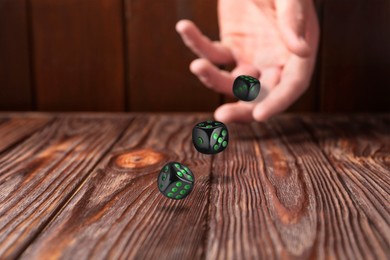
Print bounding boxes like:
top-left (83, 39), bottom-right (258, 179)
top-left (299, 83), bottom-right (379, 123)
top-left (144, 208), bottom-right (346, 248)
top-left (157, 162), bottom-right (194, 200)
top-left (232, 75), bottom-right (261, 101)
top-left (192, 120), bottom-right (229, 154)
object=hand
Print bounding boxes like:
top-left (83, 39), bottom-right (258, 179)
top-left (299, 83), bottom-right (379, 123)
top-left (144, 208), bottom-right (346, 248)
top-left (176, 0), bottom-right (319, 122)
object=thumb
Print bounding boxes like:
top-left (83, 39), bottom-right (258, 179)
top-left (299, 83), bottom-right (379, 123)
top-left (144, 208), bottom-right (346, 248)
top-left (275, 0), bottom-right (311, 57)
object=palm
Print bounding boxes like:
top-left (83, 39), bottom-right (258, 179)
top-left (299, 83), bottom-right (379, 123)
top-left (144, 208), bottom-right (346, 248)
top-left (219, 0), bottom-right (289, 71)
top-left (176, 0), bottom-right (319, 122)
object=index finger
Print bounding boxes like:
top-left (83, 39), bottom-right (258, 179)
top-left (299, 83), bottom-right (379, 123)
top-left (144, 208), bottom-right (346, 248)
top-left (176, 20), bottom-right (234, 65)
top-left (252, 54), bottom-right (315, 121)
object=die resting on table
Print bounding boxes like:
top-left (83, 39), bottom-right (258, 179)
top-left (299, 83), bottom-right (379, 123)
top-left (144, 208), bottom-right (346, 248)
top-left (157, 162), bottom-right (194, 200)
top-left (192, 120), bottom-right (229, 155)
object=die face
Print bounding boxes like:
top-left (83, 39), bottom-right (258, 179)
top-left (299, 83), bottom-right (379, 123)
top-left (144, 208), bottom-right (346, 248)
top-left (233, 75), bottom-right (261, 101)
top-left (192, 120), bottom-right (229, 154)
top-left (192, 128), bottom-right (211, 153)
top-left (196, 120), bottom-right (222, 128)
top-left (158, 162), bottom-right (194, 200)
top-left (171, 162), bottom-right (194, 183)
top-left (210, 127), bottom-right (229, 153)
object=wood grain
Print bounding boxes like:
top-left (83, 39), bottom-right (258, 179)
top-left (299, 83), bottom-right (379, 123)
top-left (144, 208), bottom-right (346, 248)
top-left (267, 116), bottom-right (389, 259)
top-left (31, 0), bottom-right (125, 111)
top-left (205, 120), bottom-right (321, 259)
top-left (21, 114), bottom-right (214, 259)
top-left (0, 114), bottom-right (52, 153)
top-left (126, 0), bottom-right (221, 112)
top-left (301, 115), bottom-right (390, 259)
top-left (205, 115), bottom-right (389, 259)
top-left (2, 0), bottom-right (390, 113)
top-left (0, 114), bottom-right (388, 259)
top-left (0, 0), bottom-right (33, 110)
top-left (0, 115), bottom-right (130, 259)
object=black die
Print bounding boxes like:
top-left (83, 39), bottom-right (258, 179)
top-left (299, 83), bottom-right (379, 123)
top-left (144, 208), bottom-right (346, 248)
top-left (192, 120), bottom-right (229, 154)
top-left (157, 162), bottom-right (194, 200)
top-left (232, 75), bottom-right (261, 101)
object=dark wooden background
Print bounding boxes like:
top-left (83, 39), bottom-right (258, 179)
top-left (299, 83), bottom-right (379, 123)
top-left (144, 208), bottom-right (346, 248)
top-left (0, 0), bottom-right (389, 112)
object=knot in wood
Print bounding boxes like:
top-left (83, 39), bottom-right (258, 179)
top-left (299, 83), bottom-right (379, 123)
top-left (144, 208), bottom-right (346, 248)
top-left (114, 149), bottom-right (164, 169)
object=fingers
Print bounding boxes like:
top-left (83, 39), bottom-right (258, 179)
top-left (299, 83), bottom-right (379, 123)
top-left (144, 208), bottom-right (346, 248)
top-left (252, 54), bottom-right (315, 121)
top-left (190, 59), bottom-right (234, 95)
top-left (190, 60), bottom-right (260, 96)
top-left (260, 67), bottom-right (281, 88)
top-left (176, 20), bottom-right (234, 64)
top-left (275, 0), bottom-right (311, 57)
top-left (231, 64), bottom-right (260, 78)
top-left (252, 0), bottom-right (319, 121)
top-left (213, 64), bottom-right (260, 123)
top-left (255, 67), bottom-right (281, 102)
top-left (214, 102), bottom-right (255, 123)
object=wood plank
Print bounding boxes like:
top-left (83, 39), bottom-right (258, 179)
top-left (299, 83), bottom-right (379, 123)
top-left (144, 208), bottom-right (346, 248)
top-left (126, 0), bottom-right (220, 112)
top-left (205, 116), bottom-right (389, 258)
top-left (301, 115), bottom-right (390, 258)
top-left (31, 0), bottom-right (125, 111)
top-left (205, 122), bottom-right (276, 259)
top-left (21, 114), bottom-right (213, 259)
top-left (302, 115), bottom-right (390, 182)
top-left (319, 1), bottom-right (390, 112)
top-left (0, 114), bottom-right (52, 153)
top-left (0, 0), bottom-right (33, 110)
top-left (2, 114), bottom-right (388, 258)
top-left (0, 115), bottom-right (129, 259)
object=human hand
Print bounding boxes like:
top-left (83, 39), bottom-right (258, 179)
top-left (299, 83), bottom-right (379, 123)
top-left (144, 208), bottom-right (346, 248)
top-left (176, 0), bottom-right (319, 122)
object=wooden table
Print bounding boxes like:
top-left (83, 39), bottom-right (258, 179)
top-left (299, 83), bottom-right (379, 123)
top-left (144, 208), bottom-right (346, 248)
top-left (0, 113), bottom-right (389, 259)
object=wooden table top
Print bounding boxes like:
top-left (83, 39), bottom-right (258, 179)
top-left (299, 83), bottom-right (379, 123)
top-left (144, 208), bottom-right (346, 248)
top-left (0, 113), bottom-right (389, 259)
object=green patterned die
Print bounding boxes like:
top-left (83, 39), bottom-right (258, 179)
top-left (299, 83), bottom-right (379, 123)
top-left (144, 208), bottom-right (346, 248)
top-left (158, 162), bottom-right (194, 200)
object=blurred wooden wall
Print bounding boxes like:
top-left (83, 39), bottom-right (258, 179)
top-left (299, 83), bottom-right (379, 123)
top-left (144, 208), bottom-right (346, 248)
top-left (0, 0), bottom-right (389, 112)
